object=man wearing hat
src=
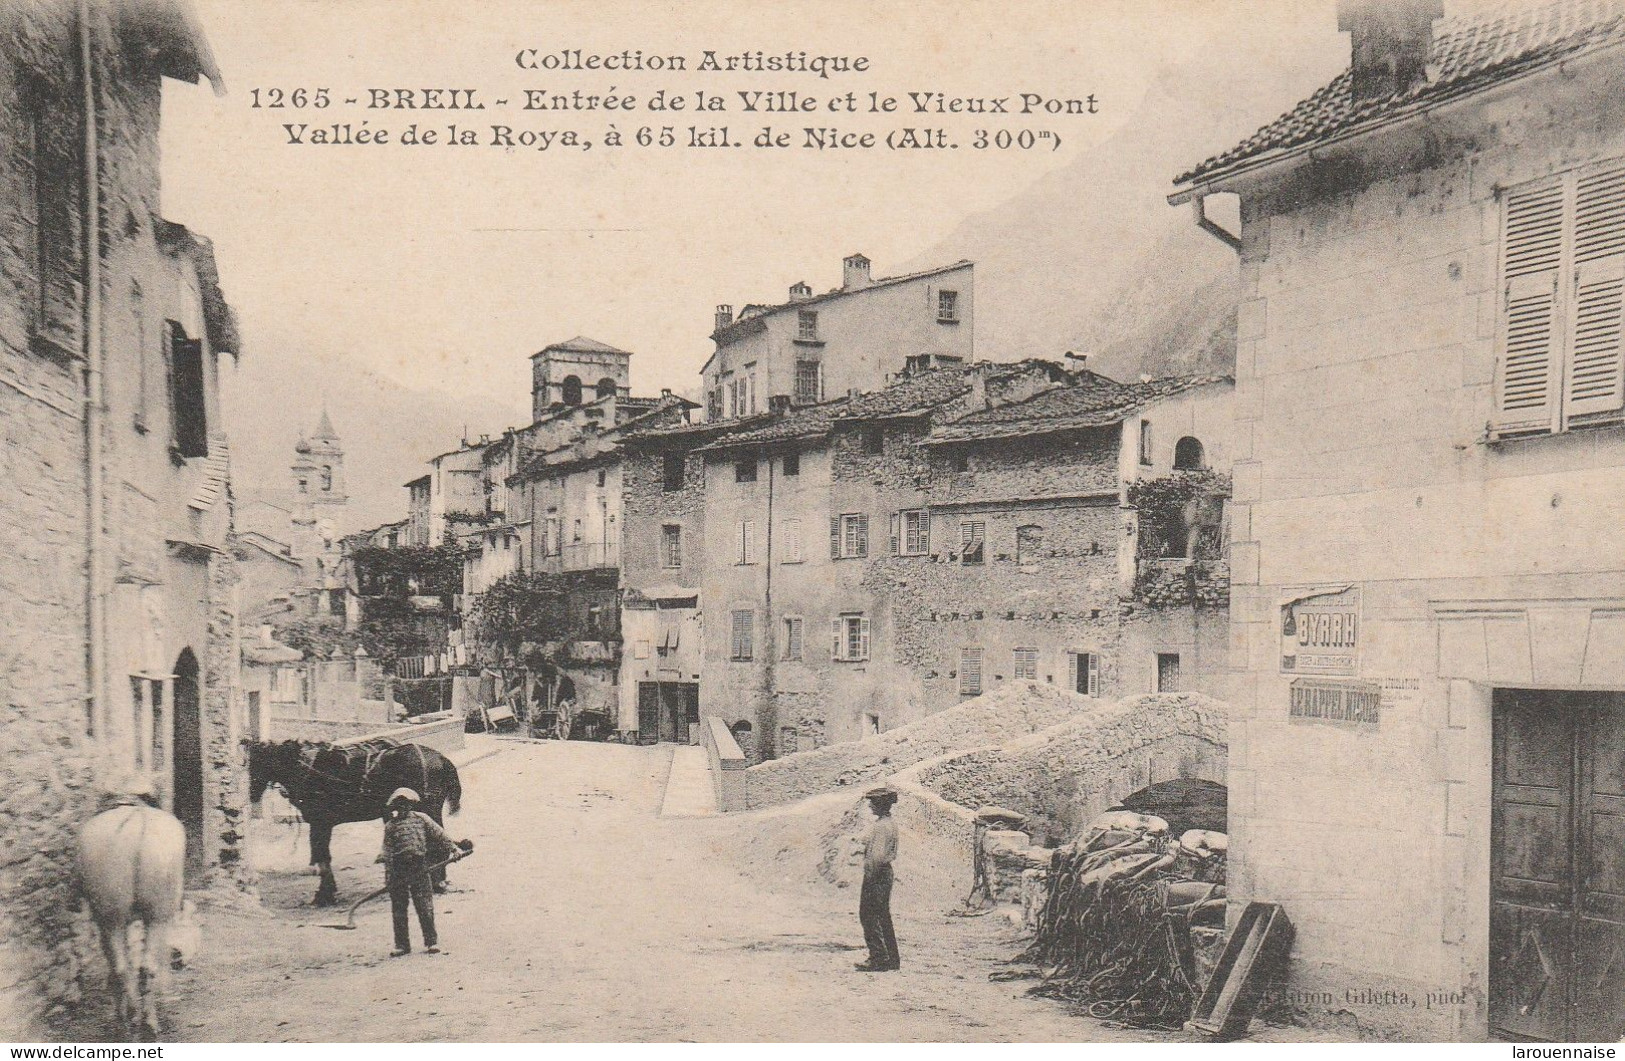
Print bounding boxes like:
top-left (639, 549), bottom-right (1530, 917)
top-left (379, 787), bottom-right (469, 956)
top-left (856, 785), bottom-right (901, 971)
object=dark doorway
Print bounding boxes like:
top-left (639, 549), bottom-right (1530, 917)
top-left (1491, 689), bottom-right (1625, 1042)
top-left (638, 682), bottom-right (660, 744)
top-left (172, 648), bottom-right (205, 882)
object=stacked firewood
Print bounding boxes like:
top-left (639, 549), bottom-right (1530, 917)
top-left (1013, 811), bottom-right (1228, 1028)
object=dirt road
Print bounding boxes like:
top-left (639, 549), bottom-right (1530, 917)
top-left (156, 739), bottom-right (1166, 1042)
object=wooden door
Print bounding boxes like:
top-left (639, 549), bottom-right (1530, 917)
top-left (1492, 690), bottom-right (1625, 1041)
top-left (637, 683), bottom-right (660, 744)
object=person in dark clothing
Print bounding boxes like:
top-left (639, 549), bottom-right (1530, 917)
top-left (378, 787), bottom-right (469, 957)
top-left (856, 785), bottom-right (900, 972)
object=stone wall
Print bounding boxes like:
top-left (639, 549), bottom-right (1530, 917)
top-left (740, 680), bottom-right (1091, 809)
top-left (916, 691), bottom-right (1228, 844)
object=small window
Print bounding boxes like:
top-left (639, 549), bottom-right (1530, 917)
top-left (662, 452), bottom-right (686, 491)
top-left (832, 613), bottom-right (871, 662)
top-left (1013, 648), bottom-right (1039, 681)
top-left (597, 468), bottom-right (608, 488)
top-left (891, 510), bottom-right (930, 556)
top-left (794, 360), bottom-right (822, 405)
top-left (782, 616), bottom-right (804, 661)
top-left (297, 477), bottom-right (308, 494)
top-left (1016, 524), bottom-right (1043, 564)
top-left (735, 457), bottom-right (757, 483)
top-left (661, 524), bottom-right (682, 569)
top-left (1156, 653), bottom-right (1182, 693)
top-left (1173, 436), bottom-right (1206, 471)
top-left (782, 448), bottom-right (800, 476)
top-left (798, 310), bottom-right (819, 341)
top-left (1069, 652), bottom-right (1100, 697)
top-left (321, 465), bottom-right (333, 491)
top-left (959, 647), bottom-right (984, 696)
top-left (951, 451), bottom-right (971, 474)
top-left (596, 376), bottom-right (618, 400)
top-left (730, 611), bottom-right (754, 661)
top-left (561, 375), bottom-right (583, 406)
top-left (938, 289), bottom-right (959, 322)
top-left (865, 713), bottom-right (881, 737)
top-left (831, 513), bottom-right (869, 559)
top-left (779, 518), bottom-right (804, 563)
top-left (862, 425), bottom-right (884, 455)
top-left (736, 520), bottom-right (757, 565)
top-left (1138, 419), bottom-right (1154, 466)
top-left (634, 639), bottom-right (651, 660)
top-left (959, 521), bottom-right (985, 565)
top-left (572, 518), bottom-right (583, 543)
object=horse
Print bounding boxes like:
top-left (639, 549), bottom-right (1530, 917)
top-left (76, 797), bottom-right (187, 1041)
top-left (246, 738), bottom-right (462, 906)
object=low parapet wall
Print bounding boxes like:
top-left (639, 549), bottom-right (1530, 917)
top-left (267, 715), bottom-right (465, 756)
top-left (702, 716), bottom-right (747, 812)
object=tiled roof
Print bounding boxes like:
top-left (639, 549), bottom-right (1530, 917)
top-left (1176, 0), bottom-right (1625, 186)
top-left (926, 375), bottom-right (1231, 444)
top-left (537, 335), bottom-right (632, 356)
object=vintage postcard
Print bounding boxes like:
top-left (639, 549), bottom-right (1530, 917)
top-left (3, 0), bottom-right (1624, 1047)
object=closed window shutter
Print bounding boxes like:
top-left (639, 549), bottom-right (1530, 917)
top-left (830, 516), bottom-right (841, 559)
top-left (1496, 182), bottom-right (1565, 430)
top-left (855, 513), bottom-right (869, 557)
top-left (889, 512), bottom-right (900, 555)
top-left (1568, 164), bottom-right (1625, 417)
top-left (743, 520), bottom-right (757, 565)
top-left (858, 617), bottom-right (871, 660)
top-left (1068, 652), bottom-right (1078, 693)
top-left (1088, 654), bottom-right (1100, 696)
top-left (919, 512), bottom-right (931, 554)
top-left (831, 617), bottom-right (843, 659)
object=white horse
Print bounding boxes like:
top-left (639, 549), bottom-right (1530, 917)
top-left (76, 799), bottom-right (187, 1041)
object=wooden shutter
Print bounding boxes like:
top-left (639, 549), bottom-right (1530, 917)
top-left (1569, 164), bottom-right (1625, 417)
top-left (889, 512), bottom-right (900, 555)
top-left (742, 520), bottom-right (757, 565)
top-left (1088, 654), bottom-right (1100, 696)
top-left (855, 513), bottom-right (869, 557)
top-left (830, 516), bottom-right (841, 559)
top-left (831, 617), bottom-right (843, 660)
top-left (858, 617), bottom-right (871, 660)
top-left (919, 512), bottom-right (931, 554)
top-left (1496, 182), bottom-right (1565, 431)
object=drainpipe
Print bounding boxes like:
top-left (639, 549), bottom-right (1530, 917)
top-left (80, 0), bottom-right (108, 752)
top-left (760, 452), bottom-right (777, 758)
top-left (1191, 194), bottom-right (1241, 252)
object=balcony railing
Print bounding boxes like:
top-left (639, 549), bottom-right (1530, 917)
top-left (558, 540), bottom-right (621, 571)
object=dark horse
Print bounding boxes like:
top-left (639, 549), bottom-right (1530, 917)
top-left (247, 738), bottom-right (463, 906)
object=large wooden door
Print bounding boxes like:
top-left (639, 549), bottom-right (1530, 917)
top-left (1492, 690), bottom-right (1625, 1041)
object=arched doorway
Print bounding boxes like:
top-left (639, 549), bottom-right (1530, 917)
top-left (1173, 436), bottom-right (1206, 470)
top-left (172, 648), bottom-right (205, 881)
top-left (560, 375), bottom-right (583, 406)
top-left (596, 377), bottom-right (618, 400)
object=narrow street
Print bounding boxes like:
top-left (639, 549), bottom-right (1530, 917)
top-left (160, 739), bottom-right (1158, 1042)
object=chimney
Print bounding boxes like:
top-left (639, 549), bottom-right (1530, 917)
top-left (842, 253), bottom-right (872, 290)
top-left (715, 304), bottom-right (733, 331)
top-left (768, 394), bottom-right (792, 415)
top-left (1337, 0), bottom-right (1442, 103)
top-left (788, 282), bottom-right (813, 302)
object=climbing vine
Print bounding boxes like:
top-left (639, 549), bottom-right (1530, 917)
top-left (1126, 470), bottom-right (1231, 608)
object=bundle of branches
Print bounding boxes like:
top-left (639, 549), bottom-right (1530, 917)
top-left (1012, 819), bottom-right (1221, 1029)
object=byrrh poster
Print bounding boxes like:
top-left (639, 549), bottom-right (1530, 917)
top-left (5, 0), bottom-right (1625, 1049)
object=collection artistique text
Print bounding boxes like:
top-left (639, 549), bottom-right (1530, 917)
top-left (513, 49), bottom-right (870, 79)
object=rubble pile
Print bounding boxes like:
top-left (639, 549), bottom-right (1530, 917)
top-left (1013, 811), bottom-right (1228, 1029)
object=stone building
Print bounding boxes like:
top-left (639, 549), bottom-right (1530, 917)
top-left (1170, 0), bottom-right (1625, 1041)
top-left (235, 411), bottom-right (351, 624)
top-left (701, 254), bottom-right (975, 421)
top-left (0, 0), bottom-right (242, 1033)
top-left (623, 361), bottom-right (1233, 760)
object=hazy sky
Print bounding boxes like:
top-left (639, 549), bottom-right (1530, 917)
top-left (161, 0), bottom-right (1348, 414)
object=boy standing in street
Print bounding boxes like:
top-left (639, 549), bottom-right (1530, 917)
top-left (379, 787), bottom-right (470, 957)
top-left (856, 785), bottom-right (901, 972)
